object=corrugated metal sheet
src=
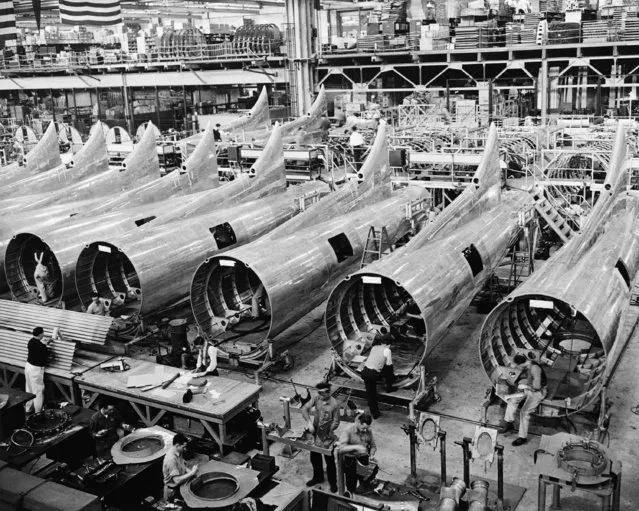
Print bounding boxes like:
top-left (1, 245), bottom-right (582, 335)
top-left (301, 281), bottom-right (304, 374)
top-left (0, 299), bottom-right (112, 345)
top-left (0, 329), bottom-right (76, 373)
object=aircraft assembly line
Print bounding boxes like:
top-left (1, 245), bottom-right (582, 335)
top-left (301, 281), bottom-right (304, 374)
top-left (1, 98), bottom-right (637, 511)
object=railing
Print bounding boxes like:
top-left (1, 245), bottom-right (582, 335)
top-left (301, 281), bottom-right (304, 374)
top-left (0, 41), bottom-right (285, 72)
top-left (320, 20), bottom-right (639, 57)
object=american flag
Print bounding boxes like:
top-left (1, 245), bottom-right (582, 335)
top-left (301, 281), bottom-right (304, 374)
top-left (59, 0), bottom-right (122, 26)
top-left (0, 1), bottom-right (17, 45)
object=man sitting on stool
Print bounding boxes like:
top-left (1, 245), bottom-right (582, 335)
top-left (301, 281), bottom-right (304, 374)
top-left (361, 331), bottom-right (395, 419)
top-left (499, 353), bottom-right (547, 446)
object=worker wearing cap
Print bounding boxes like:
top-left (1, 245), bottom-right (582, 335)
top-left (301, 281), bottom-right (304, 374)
top-left (361, 331), bottom-right (396, 419)
top-left (301, 382), bottom-right (340, 492)
top-left (24, 326), bottom-right (52, 414)
top-left (338, 412), bottom-right (377, 497)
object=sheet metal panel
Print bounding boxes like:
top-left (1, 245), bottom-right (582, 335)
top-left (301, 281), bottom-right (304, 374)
top-left (0, 329), bottom-right (76, 373)
top-left (0, 299), bottom-right (112, 345)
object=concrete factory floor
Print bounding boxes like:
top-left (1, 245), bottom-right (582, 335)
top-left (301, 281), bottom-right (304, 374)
top-left (224, 302), bottom-right (639, 511)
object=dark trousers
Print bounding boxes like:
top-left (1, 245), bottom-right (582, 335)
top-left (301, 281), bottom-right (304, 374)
top-left (310, 451), bottom-right (337, 488)
top-left (353, 147), bottom-right (364, 170)
top-left (361, 365), bottom-right (394, 416)
top-left (343, 455), bottom-right (369, 493)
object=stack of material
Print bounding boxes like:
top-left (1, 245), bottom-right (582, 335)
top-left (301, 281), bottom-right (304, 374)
top-left (0, 329), bottom-right (77, 373)
top-left (540, 0), bottom-right (564, 11)
top-left (520, 27), bottom-right (537, 44)
top-left (358, 35), bottom-right (385, 52)
top-left (455, 26), bottom-right (480, 48)
top-left (582, 20), bottom-right (610, 42)
top-left (547, 21), bottom-right (581, 44)
top-left (523, 12), bottom-right (543, 29)
top-left (380, 0), bottom-right (408, 35)
top-left (505, 22), bottom-right (522, 44)
top-left (622, 17), bottom-right (639, 40)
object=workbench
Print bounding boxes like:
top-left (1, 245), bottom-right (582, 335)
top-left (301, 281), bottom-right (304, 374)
top-left (0, 406), bottom-right (94, 469)
top-left (75, 357), bottom-right (261, 453)
top-left (0, 349), bottom-right (116, 405)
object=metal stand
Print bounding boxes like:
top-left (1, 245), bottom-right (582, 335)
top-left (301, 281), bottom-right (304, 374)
top-left (403, 419), bottom-right (448, 487)
top-left (455, 436), bottom-right (505, 504)
top-left (254, 340), bottom-right (293, 384)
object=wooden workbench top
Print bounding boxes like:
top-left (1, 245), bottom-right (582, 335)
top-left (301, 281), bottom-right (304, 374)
top-left (75, 357), bottom-right (262, 421)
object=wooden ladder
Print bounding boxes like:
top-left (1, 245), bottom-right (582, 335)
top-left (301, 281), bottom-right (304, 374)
top-left (533, 193), bottom-right (577, 243)
top-left (360, 226), bottom-right (393, 269)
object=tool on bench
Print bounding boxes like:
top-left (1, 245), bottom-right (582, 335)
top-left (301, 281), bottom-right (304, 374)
top-left (141, 372), bottom-right (181, 393)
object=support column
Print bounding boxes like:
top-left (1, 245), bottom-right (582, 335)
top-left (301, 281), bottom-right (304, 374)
top-left (122, 72), bottom-right (133, 134)
top-left (540, 58), bottom-right (548, 124)
top-left (286, 0), bottom-right (314, 115)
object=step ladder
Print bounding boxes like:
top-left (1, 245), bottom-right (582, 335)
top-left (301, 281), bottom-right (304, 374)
top-left (360, 226), bottom-right (393, 269)
top-left (533, 193), bottom-right (577, 243)
top-left (507, 220), bottom-right (538, 290)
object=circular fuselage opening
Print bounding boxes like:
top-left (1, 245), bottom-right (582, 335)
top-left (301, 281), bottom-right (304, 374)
top-left (326, 274), bottom-right (427, 386)
top-left (120, 435), bottom-right (164, 458)
top-left (76, 242), bottom-right (142, 316)
top-left (190, 473), bottom-right (239, 500)
top-left (193, 258), bottom-right (271, 357)
top-left (480, 295), bottom-right (605, 414)
top-left (5, 233), bottom-right (62, 304)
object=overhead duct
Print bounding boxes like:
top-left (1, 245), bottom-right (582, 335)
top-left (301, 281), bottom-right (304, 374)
top-left (479, 125), bottom-right (635, 415)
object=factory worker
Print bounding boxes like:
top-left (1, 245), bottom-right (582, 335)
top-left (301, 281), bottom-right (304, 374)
top-left (348, 126), bottom-right (365, 169)
top-left (163, 433), bottom-right (198, 501)
top-left (338, 413), bottom-right (377, 497)
top-left (499, 353), bottom-right (547, 446)
top-left (86, 292), bottom-right (109, 316)
top-left (25, 326), bottom-right (51, 414)
top-left (89, 398), bottom-right (132, 461)
top-left (361, 331), bottom-right (396, 419)
top-left (302, 382), bottom-right (340, 492)
top-left (192, 337), bottom-right (219, 377)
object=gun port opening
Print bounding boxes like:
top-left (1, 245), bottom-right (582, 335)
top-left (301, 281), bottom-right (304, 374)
top-left (325, 274), bottom-right (427, 388)
top-left (76, 242), bottom-right (142, 316)
top-left (480, 295), bottom-right (606, 415)
top-left (5, 233), bottom-right (62, 305)
top-left (191, 257), bottom-right (271, 359)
